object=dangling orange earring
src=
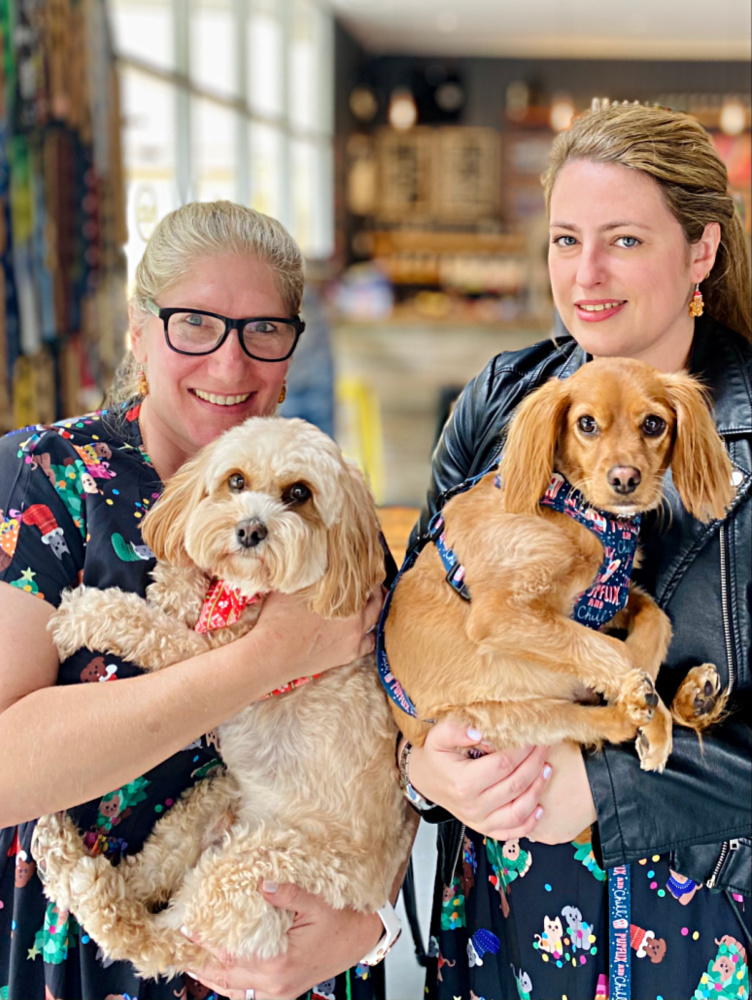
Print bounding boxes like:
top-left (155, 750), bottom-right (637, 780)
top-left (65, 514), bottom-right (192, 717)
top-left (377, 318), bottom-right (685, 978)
top-left (688, 283), bottom-right (704, 318)
top-left (277, 380), bottom-right (287, 404)
top-left (138, 367), bottom-right (149, 396)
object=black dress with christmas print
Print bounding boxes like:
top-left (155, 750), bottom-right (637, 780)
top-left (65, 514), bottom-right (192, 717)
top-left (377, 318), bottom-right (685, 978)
top-left (426, 828), bottom-right (750, 1000)
top-left (0, 404), bottom-right (381, 1000)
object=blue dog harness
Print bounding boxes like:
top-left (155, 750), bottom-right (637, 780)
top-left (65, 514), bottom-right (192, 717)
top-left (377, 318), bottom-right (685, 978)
top-left (538, 471), bottom-right (641, 630)
top-left (376, 469), bottom-right (641, 719)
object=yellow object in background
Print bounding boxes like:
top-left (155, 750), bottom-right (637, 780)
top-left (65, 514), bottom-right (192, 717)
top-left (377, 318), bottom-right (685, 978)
top-left (336, 375), bottom-right (385, 504)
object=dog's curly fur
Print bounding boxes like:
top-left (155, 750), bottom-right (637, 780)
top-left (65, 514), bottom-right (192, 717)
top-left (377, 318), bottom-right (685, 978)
top-left (32, 417), bottom-right (413, 980)
top-left (385, 358), bottom-right (734, 772)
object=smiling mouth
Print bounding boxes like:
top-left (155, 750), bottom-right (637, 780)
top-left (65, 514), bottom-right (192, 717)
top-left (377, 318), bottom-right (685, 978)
top-left (192, 389), bottom-right (251, 406)
top-left (577, 301), bottom-right (626, 313)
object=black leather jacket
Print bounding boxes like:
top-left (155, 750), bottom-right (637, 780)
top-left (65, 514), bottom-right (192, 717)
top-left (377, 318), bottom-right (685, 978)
top-left (417, 316), bottom-right (751, 896)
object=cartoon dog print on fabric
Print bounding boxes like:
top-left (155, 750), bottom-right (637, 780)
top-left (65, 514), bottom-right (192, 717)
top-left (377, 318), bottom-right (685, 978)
top-left (561, 905), bottom-right (596, 953)
top-left (630, 923), bottom-right (667, 963)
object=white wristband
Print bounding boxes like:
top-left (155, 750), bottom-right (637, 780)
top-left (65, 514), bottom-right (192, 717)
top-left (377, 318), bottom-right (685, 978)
top-left (359, 901), bottom-right (402, 966)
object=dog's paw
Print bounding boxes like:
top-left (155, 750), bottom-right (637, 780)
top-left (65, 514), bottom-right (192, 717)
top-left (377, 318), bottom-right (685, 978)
top-left (671, 664), bottom-right (727, 731)
top-left (49, 587), bottom-right (107, 658)
top-left (636, 702), bottom-right (673, 772)
top-left (619, 670), bottom-right (659, 728)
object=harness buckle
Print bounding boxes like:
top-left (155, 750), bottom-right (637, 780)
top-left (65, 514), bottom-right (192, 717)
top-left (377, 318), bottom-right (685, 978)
top-left (445, 561), bottom-right (471, 602)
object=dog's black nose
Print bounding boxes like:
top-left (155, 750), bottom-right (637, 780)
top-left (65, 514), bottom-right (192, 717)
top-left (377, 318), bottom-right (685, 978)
top-left (607, 465), bottom-right (641, 495)
top-left (236, 519), bottom-right (268, 548)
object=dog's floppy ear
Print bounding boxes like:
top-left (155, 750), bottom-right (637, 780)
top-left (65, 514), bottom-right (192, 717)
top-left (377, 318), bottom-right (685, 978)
top-left (310, 463), bottom-right (384, 619)
top-left (500, 376), bottom-right (570, 515)
top-left (662, 373), bottom-right (733, 522)
top-left (140, 451), bottom-right (209, 564)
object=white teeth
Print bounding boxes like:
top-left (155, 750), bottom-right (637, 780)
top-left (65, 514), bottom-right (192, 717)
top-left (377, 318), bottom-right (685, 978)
top-left (579, 302), bottom-right (622, 312)
top-left (194, 390), bottom-right (250, 406)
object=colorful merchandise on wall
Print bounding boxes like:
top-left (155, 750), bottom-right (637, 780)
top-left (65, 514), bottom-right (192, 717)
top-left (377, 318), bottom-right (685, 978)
top-left (0, 0), bottom-right (126, 432)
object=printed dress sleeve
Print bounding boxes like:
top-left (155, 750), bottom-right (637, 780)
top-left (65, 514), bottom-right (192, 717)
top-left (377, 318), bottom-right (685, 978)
top-left (0, 426), bottom-right (87, 606)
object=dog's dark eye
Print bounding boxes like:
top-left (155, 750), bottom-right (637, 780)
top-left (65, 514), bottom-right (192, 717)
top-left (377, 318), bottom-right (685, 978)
top-left (282, 482), bottom-right (312, 505)
top-left (642, 415), bottom-right (666, 437)
top-left (228, 473), bottom-right (246, 492)
top-left (577, 415), bottom-right (598, 435)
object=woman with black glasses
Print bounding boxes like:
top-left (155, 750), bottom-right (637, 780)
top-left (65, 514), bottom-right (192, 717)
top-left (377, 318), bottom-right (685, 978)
top-left (0, 201), bottom-right (384, 1000)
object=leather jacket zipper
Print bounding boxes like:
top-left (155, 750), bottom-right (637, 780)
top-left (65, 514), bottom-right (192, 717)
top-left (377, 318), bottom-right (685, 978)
top-left (705, 525), bottom-right (738, 890)
top-left (451, 824), bottom-right (466, 880)
top-left (719, 522), bottom-right (736, 691)
top-left (706, 838), bottom-right (740, 889)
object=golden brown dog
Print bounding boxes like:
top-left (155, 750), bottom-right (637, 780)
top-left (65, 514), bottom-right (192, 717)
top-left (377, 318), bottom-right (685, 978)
top-left (32, 416), bottom-right (413, 980)
top-left (384, 358), bottom-right (734, 771)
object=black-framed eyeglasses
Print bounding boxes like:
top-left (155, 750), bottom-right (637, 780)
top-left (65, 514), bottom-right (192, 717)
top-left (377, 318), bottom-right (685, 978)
top-left (145, 299), bottom-right (305, 362)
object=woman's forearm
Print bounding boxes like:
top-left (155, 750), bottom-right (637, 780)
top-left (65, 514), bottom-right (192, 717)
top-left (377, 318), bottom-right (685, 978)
top-left (0, 627), bottom-right (293, 827)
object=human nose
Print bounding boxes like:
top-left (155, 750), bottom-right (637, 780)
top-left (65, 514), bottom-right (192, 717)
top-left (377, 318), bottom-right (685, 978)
top-left (208, 326), bottom-right (254, 371)
top-left (575, 241), bottom-right (607, 289)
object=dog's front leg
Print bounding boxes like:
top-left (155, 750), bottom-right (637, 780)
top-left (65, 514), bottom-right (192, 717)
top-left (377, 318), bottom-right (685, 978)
top-left (609, 584), bottom-right (672, 680)
top-left (50, 586), bottom-right (208, 668)
top-left (466, 595), bottom-right (638, 701)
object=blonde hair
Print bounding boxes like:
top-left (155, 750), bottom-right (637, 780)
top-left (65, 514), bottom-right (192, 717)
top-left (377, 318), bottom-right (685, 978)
top-left (109, 201), bottom-right (304, 405)
top-left (542, 103), bottom-right (751, 341)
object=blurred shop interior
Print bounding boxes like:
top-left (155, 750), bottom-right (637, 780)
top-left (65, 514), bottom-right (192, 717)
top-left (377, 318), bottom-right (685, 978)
top-left (0, 0), bottom-right (751, 533)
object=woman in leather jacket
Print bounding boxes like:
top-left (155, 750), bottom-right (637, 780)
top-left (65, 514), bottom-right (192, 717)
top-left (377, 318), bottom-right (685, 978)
top-left (401, 103), bottom-right (751, 1000)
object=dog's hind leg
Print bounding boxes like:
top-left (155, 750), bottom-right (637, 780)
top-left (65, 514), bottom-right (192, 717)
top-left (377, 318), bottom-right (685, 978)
top-left (31, 774), bottom-right (239, 978)
top-left (447, 694), bottom-right (672, 772)
top-left (113, 772), bottom-right (239, 905)
top-left (671, 663), bottom-right (729, 733)
top-left (179, 827), bottom-right (360, 963)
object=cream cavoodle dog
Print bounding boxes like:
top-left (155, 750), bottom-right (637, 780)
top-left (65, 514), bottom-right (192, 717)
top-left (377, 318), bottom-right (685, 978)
top-left (32, 416), bottom-right (413, 980)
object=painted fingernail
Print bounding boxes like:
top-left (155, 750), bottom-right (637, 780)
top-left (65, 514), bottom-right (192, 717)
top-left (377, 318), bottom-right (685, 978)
top-left (542, 764), bottom-right (553, 780)
top-left (467, 728), bottom-right (482, 740)
top-left (262, 880), bottom-right (279, 893)
top-left (535, 806), bottom-right (544, 819)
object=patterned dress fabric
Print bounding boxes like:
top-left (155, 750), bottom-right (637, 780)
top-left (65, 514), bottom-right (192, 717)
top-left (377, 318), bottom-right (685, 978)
top-left (0, 405), bottom-right (379, 1000)
top-left (426, 829), bottom-right (750, 1000)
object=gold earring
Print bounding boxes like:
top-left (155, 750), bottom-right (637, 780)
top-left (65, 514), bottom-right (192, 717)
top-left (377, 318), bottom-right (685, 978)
top-left (277, 381), bottom-right (287, 404)
top-left (138, 367), bottom-right (149, 396)
top-left (688, 283), bottom-right (704, 318)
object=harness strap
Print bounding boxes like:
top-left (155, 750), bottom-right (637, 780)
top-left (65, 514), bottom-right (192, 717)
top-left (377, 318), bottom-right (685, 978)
top-left (429, 512), bottom-right (472, 602)
top-left (376, 545), bottom-right (423, 719)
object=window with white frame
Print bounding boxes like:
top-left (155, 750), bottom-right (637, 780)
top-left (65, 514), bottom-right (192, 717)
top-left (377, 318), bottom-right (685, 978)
top-left (110, 0), bottom-right (335, 283)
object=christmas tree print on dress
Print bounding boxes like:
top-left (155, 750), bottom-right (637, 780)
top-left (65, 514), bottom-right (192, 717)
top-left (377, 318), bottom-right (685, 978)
top-left (440, 877), bottom-right (466, 930)
top-left (693, 935), bottom-right (749, 1000)
top-left (486, 837), bottom-right (532, 916)
top-left (28, 902), bottom-right (77, 965)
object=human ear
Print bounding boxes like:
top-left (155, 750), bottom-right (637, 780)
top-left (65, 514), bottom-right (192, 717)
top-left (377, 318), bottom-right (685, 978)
top-left (689, 222), bottom-right (721, 284)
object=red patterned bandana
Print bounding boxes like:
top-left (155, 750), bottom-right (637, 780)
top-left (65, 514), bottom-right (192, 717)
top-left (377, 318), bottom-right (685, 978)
top-left (194, 579), bottom-right (321, 699)
top-left (195, 579), bottom-right (263, 634)
top-left (260, 674), bottom-right (322, 700)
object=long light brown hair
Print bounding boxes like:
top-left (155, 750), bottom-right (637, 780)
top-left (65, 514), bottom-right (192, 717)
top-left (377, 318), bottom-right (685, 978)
top-left (542, 103), bottom-right (751, 341)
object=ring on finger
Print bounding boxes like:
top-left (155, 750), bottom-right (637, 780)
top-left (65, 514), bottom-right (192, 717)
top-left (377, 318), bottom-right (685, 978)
top-left (245, 990), bottom-right (255, 1000)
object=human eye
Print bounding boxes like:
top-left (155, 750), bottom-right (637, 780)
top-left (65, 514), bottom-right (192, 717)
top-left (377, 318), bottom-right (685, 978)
top-left (614, 235), bottom-right (641, 248)
top-left (551, 234), bottom-right (578, 247)
top-left (246, 320), bottom-right (278, 335)
top-left (176, 312), bottom-right (206, 326)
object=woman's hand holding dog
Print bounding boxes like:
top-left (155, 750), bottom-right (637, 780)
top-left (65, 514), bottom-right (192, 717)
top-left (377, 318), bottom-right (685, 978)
top-left (405, 720), bottom-right (553, 840)
top-left (252, 588), bottom-right (382, 677)
top-left (184, 881), bottom-right (384, 1000)
top-left (526, 741), bottom-right (597, 845)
